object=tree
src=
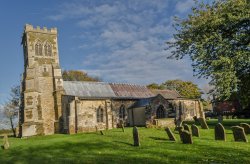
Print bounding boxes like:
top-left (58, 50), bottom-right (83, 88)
top-left (1, 85), bottom-right (20, 136)
top-left (62, 70), bottom-right (101, 82)
top-left (147, 83), bottom-right (165, 90)
top-left (166, 0), bottom-right (250, 107)
top-left (163, 79), bottom-right (202, 99)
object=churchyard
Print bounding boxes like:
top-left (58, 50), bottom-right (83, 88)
top-left (1, 119), bottom-right (250, 163)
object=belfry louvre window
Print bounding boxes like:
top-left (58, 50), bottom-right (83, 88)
top-left (35, 41), bottom-right (42, 56)
top-left (44, 43), bottom-right (52, 56)
top-left (97, 107), bottom-right (104, 123)
top-left (156, 105), bottom-right (165, 119)
top-left (119, 105), bottom-right (126, 120)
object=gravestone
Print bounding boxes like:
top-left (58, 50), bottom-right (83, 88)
top-left (183, 124), bottom-right (190, 132)
top-left (165, 127), bottom-right (176, 141)
top-left (100, 130), bottom-right (105, 135)
top-left (121, 124), bottom-right (125, 132)
top-left (176, 120), bottom-right (183, 127)
top-left (175, 126), bottom-right (183, 134)
top-left (180, 130), bottom-right (193, 144)
top-left (215, 123), bottom-right (226, 141)
top-left (240, 123), bottom-right (250, 134)
top-left (133, 126), bottom-right (140, 146)
top-left (191, 124), bottom-right (200, 137)
top-left (193, 116), bottom-right (199, 124)
top-left (232, 126), bottom-right (248, 142)
top-left (198, 117), bottom-right (209, 129)
top-left (2, 134), bottom-right (10, 150)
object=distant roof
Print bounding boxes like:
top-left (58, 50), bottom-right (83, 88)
top-left (109, 83), bottom-right (154, 98)
top-left (63, 81), bottom-right (116, 98)
top-left (151, 89), bottom-right (182, 99)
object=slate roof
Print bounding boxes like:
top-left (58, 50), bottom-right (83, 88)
top-left (63, 81), bottom-right (181, 100)
top-left (63, 81), bottom-right (116, 98)
top-left (150, 89), bottom-right (182, 99)
top-left (109, 83), bottom-right (154, 98)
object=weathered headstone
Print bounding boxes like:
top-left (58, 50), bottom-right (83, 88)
top-left (121, 124), bottom-right (125, 132)
top-left (180, 130), bottom-right (193, 144)
top-left (191, 124), bottom-right (200, 137)
top-left (175, 126), bottom-right (183, 134)
top-left (100, 130), bottom-right (105, 135)
top-left (133, 126), bottom-right (140, 146)
top-left (240, 123), bottom-right (250, 134)
top-left (198, 117), bottom-right (209, 129)
top-left (165, 127), bottom-right (176, 141)
top-left (215, 123), bottom-right (226, 141)
top-left (232, 126), bottom-right (248, 142)
top-left (183, 124), bottom-right (190, 132)
top-left (2, 134), bottom-right (10, 150)
top-left (193, 116), bottom-right (199, 124)
top-left (176, 120), bottom-right (183, 127)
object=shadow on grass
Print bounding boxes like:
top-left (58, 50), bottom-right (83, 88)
top-left (149, 137), bottom-right (168, 141)
top-left (113, 141), bottom-right (133, 146)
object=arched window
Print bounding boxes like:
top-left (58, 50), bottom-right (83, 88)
top-left (97, 107), bottom-right (104, 123)
top-left (35, 41), bottom-right (42, 56)
top-left (156, 105), bottom-right (165, 119)
top-left (119, 105), bottom-right (126, 120)
top-left (44, 42), bottom-right (52, 56)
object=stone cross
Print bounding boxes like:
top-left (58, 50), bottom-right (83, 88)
top-left (191, 124), bottom-right (200, 137)
top-left (180, 130), bottom-right (193, 144)
top-left (198, 117), bottom-right (209, 129)
top-left (215, 123), bottom-right (226, 141)
top-left (133, 126), bottom-right (140, 146)
top-left (240, 123), bottom-right (250, 135)
top-left (183, 124), bottom-right (190, 132)
top-left (165, 127), bottom-right (176, 141)
top-left (2, 134), bottom-right (10, 150)
top-left (232, 126), bottom-right (248, 142)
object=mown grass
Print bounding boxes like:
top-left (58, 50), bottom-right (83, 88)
top-left (0, 119), bottom-right (250, 164)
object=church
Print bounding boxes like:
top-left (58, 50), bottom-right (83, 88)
top-left (18, 24), bottom-right (204, 137)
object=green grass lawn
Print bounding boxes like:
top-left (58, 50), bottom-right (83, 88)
top-left (1, 119), bottom-right (250, 164)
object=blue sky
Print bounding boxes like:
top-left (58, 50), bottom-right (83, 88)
top-left (0, 0), bottom-right (210, 106)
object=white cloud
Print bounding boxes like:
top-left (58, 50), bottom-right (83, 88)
top-left (48, 0), bottom-right (209, 88)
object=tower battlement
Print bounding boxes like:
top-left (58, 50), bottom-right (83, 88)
top-left (24, 24), bottom-right (57, 34)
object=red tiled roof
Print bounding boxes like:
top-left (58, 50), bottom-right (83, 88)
top-left (109, 83), bottom-right (155, 98)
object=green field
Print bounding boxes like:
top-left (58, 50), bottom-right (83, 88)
top-left (1, 119), bottom-right (250, 163)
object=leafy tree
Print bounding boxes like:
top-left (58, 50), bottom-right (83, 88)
top-left (166, 0), bottom-right (250, 107)
top-left (62, 70), bottom-right (101, 82)
top-left (163, 79), bottom-right (202, 99)
top-left (147, 83), bottom-right (165, 90)
top-left (1, 85), bottom-right (20, 136)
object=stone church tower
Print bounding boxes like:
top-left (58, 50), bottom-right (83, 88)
top-left (19, 24), bottom-right (64, 137)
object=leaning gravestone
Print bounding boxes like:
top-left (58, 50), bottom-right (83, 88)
top-left (180, 130), bottom-right (193, 144)
top-left (232, 126), bottom-right (248, 142)
top-left (100, 130), bottom-right (105, 135)
top-left (133, 126), bottom-right (140, 146)
top-left (215, 123), bottom-right (226, 141)
top-left (183, 124), bottom-right (190, 132)
top-left (2, 134), bottom-right (10, 150)
top-left (175, 126), bottom-right (183, 134)
top-left (193, 116), bottom-right (199, 124)
top-left (191, 124), bottom-right (200, 137)
top-left (198, 117), bottom-right (209, 129)
top-left (240, 123), bottom-right (250, 135)
top-left (165, 127), bottom-right (176, 141)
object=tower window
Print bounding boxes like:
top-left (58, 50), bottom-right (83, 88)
top-left (44, 42), bottom-right (52, 56)
top-left (97, 107), bottom-right (104, 123)
top-left (35, 41), bottom-right (42, 56)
